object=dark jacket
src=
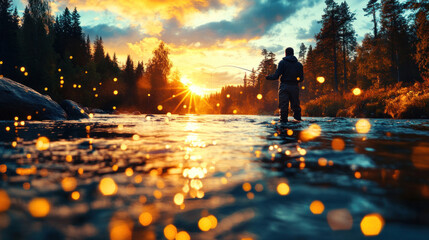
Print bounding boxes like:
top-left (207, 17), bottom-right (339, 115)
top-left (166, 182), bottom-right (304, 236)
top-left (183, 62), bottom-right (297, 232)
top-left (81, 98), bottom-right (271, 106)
top-left (266, 56), bottom-right (304, 85)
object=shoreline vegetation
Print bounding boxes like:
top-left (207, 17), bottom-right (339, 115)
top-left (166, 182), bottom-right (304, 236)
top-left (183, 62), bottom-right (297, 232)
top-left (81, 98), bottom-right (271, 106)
top-left (304, 81), bottom-right (429, 119)
top-left (0, 0), bottom-right (428, 119)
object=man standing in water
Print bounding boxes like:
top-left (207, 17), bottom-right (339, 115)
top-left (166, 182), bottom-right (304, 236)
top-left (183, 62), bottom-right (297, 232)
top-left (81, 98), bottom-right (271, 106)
top-left (266, 47), bottom-right (304, 123)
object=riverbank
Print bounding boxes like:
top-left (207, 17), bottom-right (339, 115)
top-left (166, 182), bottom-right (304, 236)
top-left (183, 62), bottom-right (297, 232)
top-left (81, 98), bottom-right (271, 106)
top-left (304, 82), bottom-right (429, 119)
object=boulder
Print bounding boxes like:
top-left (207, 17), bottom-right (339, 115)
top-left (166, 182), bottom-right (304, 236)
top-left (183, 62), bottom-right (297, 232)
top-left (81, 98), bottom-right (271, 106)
top-left (60, 100), bottom-right (90, 120)
top-left (0, 77), bottom-right (66, 120)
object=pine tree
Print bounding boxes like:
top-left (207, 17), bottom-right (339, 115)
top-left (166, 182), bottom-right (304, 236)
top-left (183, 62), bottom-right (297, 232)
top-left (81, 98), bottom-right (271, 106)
top-left (21, 0), bottom-right (56, 94)
top-left (0, 0), bottom-right (20, 79)
top-left (407, 0), bottom-right (429, 81)
top-left (243, 73), bottom-right (247, 88)
top-left (93, 36), bottom-right (105, 64)
top-left (380, 0), bottom-right (411, 83)
top-left (363, 0), bottom-right (381, 38)
top-left (299, 43), bottom-right (307, 64)
top-left (249, 68), bottom-right (257, 87)
top-left (316, 0), bottom-right (341, 92)
top-left (338, 1), bottom-right (357, 90)
top-left (145, 42), bottom-right (172, 110)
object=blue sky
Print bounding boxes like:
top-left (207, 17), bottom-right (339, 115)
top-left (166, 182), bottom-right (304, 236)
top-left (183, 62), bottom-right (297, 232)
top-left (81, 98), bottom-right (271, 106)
top-left (13, 0), bottom-right (373, 90)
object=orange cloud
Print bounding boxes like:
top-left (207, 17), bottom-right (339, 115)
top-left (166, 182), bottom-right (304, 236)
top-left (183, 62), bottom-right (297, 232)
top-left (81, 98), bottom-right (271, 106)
top-left (127, 37), bottom-right (262, 89)
top-left (62, 0), bottom-right (239, 33)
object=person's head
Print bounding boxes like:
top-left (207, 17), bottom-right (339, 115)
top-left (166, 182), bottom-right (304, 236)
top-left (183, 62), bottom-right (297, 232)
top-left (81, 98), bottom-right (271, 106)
top-left (285, 47), bottom-right (294, 56)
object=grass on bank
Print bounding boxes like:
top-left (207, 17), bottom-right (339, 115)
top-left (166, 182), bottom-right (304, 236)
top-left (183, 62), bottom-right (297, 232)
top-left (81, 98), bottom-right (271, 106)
top-left (304, 82), bottom-right (429, 119)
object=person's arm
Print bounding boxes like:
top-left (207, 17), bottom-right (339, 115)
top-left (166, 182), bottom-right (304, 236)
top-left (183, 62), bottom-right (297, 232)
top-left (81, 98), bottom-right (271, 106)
top-left (266, 60), bottom-right (284, 80)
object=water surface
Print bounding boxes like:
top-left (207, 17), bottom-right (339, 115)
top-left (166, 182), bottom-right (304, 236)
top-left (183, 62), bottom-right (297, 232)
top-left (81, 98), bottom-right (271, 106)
top-left (1, 115), bottom-right (429, 239)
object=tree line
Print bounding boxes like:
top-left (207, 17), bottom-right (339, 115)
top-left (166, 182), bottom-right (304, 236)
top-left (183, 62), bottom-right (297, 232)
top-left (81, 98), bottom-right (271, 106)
top-left (203, 0), bottom-right (428, 114)
top-left (300, 0), bottom-right (428, 101)
top-left (0, 0), bottom-right (188, 113)
top-left (1, 0), bottom-right (427, 115)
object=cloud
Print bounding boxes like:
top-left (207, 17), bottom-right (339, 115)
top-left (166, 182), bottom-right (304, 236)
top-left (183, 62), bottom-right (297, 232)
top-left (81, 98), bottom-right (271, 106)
top-left (56, 0), bottom-right (322, 89)
top-left (296, 20), bottom-right (321, 40)
top-left (58, 0), bottom-right (224, 26)
top-left (83, 24), bottom-right (142, 40)
top-left (127, 37), bottom-right (262, 88)
top-left (161, 0), bottom-right (315, 47)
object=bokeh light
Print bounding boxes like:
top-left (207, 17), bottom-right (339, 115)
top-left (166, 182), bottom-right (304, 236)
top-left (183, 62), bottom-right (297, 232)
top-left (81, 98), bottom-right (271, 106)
top-left (353, 87), bottom-right (362, 96)
top-left (71, 191), bottom-right (80, 200)
top-left (300, 124), bottom-right (321, 141)
top-left (164, 224), bottom-right (177, 240)
top-left (277, 183), bottom-right (290, 195)
top-left (139, 212), bottom-right (153, 226)
top-left (360, 213), bottom-right (384, 236)
top-left (176, 231), bottom-right (190, 240)
top-left (242, 182), bottom-right (251, 192)
top-left (356, 119), bottom-right (371, 134)
top-left (28, 198), bottom-right (50, 218)
top-left (411, 144), bottom-right (429, 169)
top-left (331, 138), bottom-right (345, 151)
top-left (110, 219), bottom-right (132, 240)
top-left (317, 76), bottom-right (325, 83)
top-left (0, 190), bottom-right (11, 212)
top-left (198, 217), bottom-right (212, 231)
top-left (99, 177), bottom-right (118, 196)
top-left (174, 193), bottom-right (185, 205)
top-left (257, 94), bottom-right (263, 100)
top-left (327, 209), bottom-right (353, 230)
top-left (310, 200), bottom-right (325, 214)
top-left (61, 177), bottom-right (77, 192)
top-left (36, 137), bottom-right (50, 150)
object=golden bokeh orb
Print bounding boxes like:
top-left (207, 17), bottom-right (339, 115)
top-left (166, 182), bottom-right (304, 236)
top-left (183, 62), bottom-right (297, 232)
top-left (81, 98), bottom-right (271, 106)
top-left (36, 137), bottom-right (50, 151)
top-left (356, 119), bottom-right (371, 134)
top-left (28, 198), bottom-right (50, 218)
top-left (360, 213), bottom-right (384, 236)
top-left (353, 87), bottom-right (362, 96)
top-left (139, 212), bottom-right (152, 226)
top-left (99, 177), bottom-right (118, 196)
top-left (277, 183), bottom-right (290, 195)
top-left (310, 200), bottom-right (325, 214)
top-left (317, 76), bottom-right (325, 83)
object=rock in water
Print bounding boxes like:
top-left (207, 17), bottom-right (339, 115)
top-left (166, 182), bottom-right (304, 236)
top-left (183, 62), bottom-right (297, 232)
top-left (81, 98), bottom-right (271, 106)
top-left (60, 100), bottom-right (89, 120)
top-left (0, 77), bottom-right (66, 120)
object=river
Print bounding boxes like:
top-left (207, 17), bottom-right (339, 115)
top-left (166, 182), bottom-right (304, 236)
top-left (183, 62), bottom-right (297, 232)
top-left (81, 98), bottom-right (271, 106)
top-left (1, 114), bottom-right (429, 239)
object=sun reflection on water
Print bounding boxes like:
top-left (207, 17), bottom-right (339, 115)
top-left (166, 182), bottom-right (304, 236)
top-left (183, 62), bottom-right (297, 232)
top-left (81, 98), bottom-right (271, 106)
top-left (1, 115), bottom-right (428, 239)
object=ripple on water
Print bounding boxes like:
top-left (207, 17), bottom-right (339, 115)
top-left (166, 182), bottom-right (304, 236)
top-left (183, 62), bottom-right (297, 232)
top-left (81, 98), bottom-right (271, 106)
top-left (1, 115), bottom-right (429, 239)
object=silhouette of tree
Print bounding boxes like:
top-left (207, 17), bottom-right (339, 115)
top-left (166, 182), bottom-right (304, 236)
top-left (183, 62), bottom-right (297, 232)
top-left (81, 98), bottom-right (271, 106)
top-left (406, 0), bottom-right (429, 81)
top-left (339, 1), bottom-right (357, 90)
top-left (145, 42), bottom-right (172, 111)
top-left (299, 43), bottom-right (307, 64)
top-left (0, 0), bottom-right (20, 80)
top-left (20, 0), bottom-right (56, 94)
top-left (380, 0), bottom-right (412, 83)
top-left (243, 72), bottom-right (247, 89)
top-left (363, 0), bottom-right (381, 38)
top-left (316, 0), bottom-right (341, 92)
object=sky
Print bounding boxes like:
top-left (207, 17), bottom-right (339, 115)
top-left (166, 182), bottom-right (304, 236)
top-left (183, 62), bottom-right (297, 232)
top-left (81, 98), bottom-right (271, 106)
top-left (13, 0), bottom-right (372, 91)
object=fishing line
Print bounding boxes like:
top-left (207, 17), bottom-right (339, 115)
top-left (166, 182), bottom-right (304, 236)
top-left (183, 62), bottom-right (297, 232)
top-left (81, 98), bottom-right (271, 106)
top-left (208, 65), bottom-right (263, 89)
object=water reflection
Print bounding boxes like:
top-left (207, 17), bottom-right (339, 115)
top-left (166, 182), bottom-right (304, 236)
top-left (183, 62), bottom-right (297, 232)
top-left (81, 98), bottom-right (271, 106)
top-left (0, 115), bottom-right (429, 239)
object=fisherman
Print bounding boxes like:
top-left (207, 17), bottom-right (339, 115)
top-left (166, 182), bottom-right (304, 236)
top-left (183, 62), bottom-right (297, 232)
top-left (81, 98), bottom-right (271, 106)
top-left (266, 47), bottom-right (304, 123)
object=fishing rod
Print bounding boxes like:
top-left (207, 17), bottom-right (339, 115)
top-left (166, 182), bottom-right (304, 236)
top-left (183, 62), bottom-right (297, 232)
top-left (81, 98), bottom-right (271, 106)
top-left (215, 65), bottom-right (262, 73)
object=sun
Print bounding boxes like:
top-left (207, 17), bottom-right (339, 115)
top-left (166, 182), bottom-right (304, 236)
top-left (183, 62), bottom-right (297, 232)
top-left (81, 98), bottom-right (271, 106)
top-left (188, 85), bottom-right (205, 96)
top-left (180, 76), bottom-right (206, 96)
